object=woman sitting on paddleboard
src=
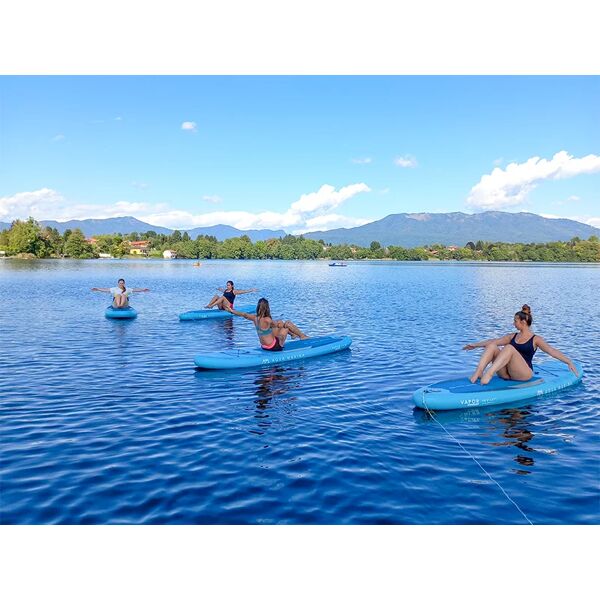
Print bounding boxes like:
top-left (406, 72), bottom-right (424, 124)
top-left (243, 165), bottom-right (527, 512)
top-left (463, 304), bottom-right (578, 385)
top-left (205, 280), bottom-right (259, 310)
top-left (226, 298), bottom-right (308, 351)
top-left (91, 278), bottom-right (150, 307)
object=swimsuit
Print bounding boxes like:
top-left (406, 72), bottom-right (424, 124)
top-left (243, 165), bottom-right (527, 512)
top-left (510, 333), bottom-right (536, 369)
top-left (256, 319), bottom-right (283, 352)
top-left (223, 290), bottom-right (235, 305)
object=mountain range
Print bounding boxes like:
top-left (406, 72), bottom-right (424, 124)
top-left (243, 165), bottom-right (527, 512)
top-left (304, 211), bottom-right (600, 247)
top-left (0, 216), bottom-right (285, 242)
top-left (1, 211), bottom-right (598, 247)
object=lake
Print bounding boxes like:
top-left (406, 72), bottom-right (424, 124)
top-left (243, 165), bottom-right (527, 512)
top-left (0, 258), bottom-right (598, 524)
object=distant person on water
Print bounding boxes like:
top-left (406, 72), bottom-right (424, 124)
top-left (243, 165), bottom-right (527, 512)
top-left (205, 280), bottom-right (259, 310)
top-left (225, 298), bottom-right (308, 351)
top-left (463, 304), bottom-right (578, 385)
top-left (91, 278), bottom-right (150, 307)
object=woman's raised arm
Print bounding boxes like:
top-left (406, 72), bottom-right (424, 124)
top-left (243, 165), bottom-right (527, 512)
top-left (535, 337), bottom-right (578, 375)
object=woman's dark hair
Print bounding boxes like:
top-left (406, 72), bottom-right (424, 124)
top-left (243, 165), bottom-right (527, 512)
top-left (256, 298), bottom-right (271, 319)
top-left (515, 304), bottom-right (533, 326)
top-left (227, 280), bottom-right (234, 288)
top-left (118, 278), bottom-right (125, 284)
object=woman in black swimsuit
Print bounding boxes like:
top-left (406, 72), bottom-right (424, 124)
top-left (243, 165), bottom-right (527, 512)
top-left (205, 280), bottom-right (259, 310)
top-left (463, 304), bottom-right (578, 385)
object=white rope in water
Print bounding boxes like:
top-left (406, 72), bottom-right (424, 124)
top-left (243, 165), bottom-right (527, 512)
top-left (423, 403), bottom-right (534, 525)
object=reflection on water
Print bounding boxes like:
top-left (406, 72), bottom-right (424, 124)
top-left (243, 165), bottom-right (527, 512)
top-left (413, 398), bottom-right (566, 476)
top-left (1, 259), bottom-right (598, 524)
top-left (251, 366), bottom-right (304, 436)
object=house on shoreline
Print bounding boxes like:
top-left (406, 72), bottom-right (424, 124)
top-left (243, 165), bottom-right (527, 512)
top-left (129, 241), bottom-right (150, 256)
top-left (163, 249), bottom-right (177, 259)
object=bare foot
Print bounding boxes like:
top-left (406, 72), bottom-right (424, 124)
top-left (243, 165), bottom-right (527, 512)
top-left (480, 372), bottom-right (494, 385)
top-left (469, 373), bottom-right (480, 384)
top-left (299, 334), bottom-right (309, 340)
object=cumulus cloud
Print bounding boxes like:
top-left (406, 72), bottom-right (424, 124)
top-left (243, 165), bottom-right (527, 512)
top-left (1, 183), bottom-right (371, 234)
top-left (181, 121), bottom-right (198, 133)
top-left (351, 157), bottom-right (372, 164)
top-left (202, 195), bottom-right (222, 204)
top-left (394, 155), bottom-right (417, 168)
top-left (290, 183), bottom-right (370, 216)
top-left (467, 151), bottom-right (600, 210)
top-left (0, 188), bottom-right (169, 222)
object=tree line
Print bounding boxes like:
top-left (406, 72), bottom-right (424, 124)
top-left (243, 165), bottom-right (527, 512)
top-left (1, 217), bottom-right (599, 262)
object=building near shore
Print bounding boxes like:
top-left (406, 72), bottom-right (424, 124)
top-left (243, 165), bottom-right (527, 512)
top-left (163, 249), bottom-right (177, 259)
top-left (129, 241), bottom-right (150, 256)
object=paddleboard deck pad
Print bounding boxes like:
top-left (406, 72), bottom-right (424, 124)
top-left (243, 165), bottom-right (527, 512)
top-left (105, 305), bottom-right (138, 319)
top-left (413, 360), bottom-right (583, 410)
top-left (179, 305), bottom-right (256, 321)
top-left (194, 335), bottom-right (352, 369)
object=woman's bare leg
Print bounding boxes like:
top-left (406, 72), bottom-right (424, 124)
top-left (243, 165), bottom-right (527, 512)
top-left (113, 295), bottom-right (127, 308)
top-left (470, 344), bottom-right (501, 383)
top-left (272, 326), bottom-right (289, 347)
top-left (480, 345), bottom-right (532, 385)
top-left (205, 294), bottom-right (220, 308)
top-left (282, 319), bottom-right (308, 340)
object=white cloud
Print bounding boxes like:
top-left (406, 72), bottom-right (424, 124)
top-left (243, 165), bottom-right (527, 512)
top-left (181, 121), bottom-right (198, 133)
top-left (132, 181), bottom-right (149, 190)
top-left (295, 214), bottom-right (373, 234)
top-left (290, 183), bottom-right (370, 215)
top-left (52, 134), bottom-right (65, 142)
top-left (202, 195), bottom-right (222, 204)
top-left (351, 157), bottom-right (372, 164)
top-left (0, 188), bottom-right (168, 222)
top-left (394, 155), bottom-right (417, 168)
top-left (467, 151), bottom-right (600, 210)
top-left (1, 183), bottom-right (371, 234)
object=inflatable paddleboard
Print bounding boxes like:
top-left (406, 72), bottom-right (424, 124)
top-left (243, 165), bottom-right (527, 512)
top-left (179, 305), bottom-right (256, 321)
top-left (413, 360), bottom-right (583, 411)
top-left (105, 305), bottom-right (137, 319)
top-left (194, 335), bottom-right (352, 369)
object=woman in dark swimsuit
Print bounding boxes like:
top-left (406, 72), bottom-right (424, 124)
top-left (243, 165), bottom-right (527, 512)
top-left (205, 280), bottom-right (259, 310)
top-left (463, 304), bottom-right (578, 385)
top-left (225, 298), bottom-right (308, 351)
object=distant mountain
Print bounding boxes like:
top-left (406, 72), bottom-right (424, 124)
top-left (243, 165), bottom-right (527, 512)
top-left (303, 212), bottom-right (600, 247)
top-left (0, 216), bottom-right (285, 242)
top-left (3, 212), bottom-right (598, 247)
top-left (185, 224), bottom-right (286, 241)
top-left (37, 217), bottom-right (174, 236)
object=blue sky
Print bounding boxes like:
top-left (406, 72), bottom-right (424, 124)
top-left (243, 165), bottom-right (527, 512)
top-left (1, 76), bottom-right (599, 232)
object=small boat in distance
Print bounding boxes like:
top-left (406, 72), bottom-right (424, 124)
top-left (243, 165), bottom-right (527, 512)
top-left (328, 262), bottom-right (348, 267)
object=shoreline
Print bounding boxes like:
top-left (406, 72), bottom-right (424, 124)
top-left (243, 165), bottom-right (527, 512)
top-left (2, 256), bottom-right (599, 266)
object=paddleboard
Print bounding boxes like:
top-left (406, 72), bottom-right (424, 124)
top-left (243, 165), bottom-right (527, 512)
top-left (105, 305), bottom-right (138, 319)
top-left (179, 305), bottom-right (256, 321)
top-left (194, 335), bottom-right (352, 369)
top-left (413, 360), bottom-right (583, 411)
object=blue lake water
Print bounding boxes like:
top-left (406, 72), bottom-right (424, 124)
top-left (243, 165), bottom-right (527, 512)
top-left (1, 259), bottom-right (598, 524)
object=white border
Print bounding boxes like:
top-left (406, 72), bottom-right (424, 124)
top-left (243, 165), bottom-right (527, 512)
top-left (0, 0), bottom-right (599, 74)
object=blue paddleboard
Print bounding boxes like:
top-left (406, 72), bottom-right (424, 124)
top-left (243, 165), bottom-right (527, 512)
top-left (179, 305), bottom-right (256, 321)
top-left (105, 305), bottom-right (138, 319)
top-left (413, 360), bottom-right (583, 411)
top-left (194, 335), bottom-right (352, 369)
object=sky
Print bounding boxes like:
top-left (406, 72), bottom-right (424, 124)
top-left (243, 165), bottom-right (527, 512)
top-left (1, 76), bottom-right (599, 233)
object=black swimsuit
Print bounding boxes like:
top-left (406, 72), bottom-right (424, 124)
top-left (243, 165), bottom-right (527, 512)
top-left (510, 333), bottom-right (536, 369)
top-left (223, 290), bottom-right (235, 305)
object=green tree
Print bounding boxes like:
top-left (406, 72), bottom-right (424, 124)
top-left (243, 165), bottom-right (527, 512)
top-left (63, 228), bottom-right (96, 258)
